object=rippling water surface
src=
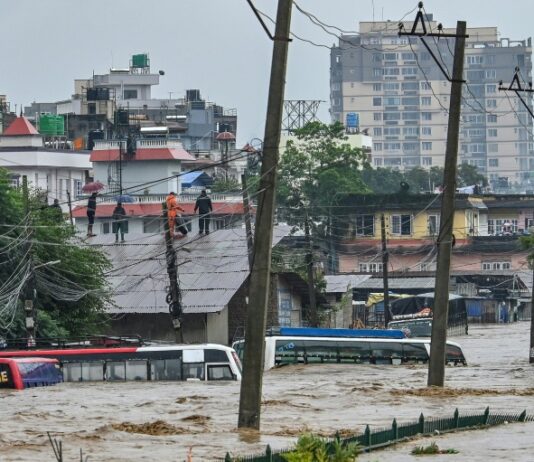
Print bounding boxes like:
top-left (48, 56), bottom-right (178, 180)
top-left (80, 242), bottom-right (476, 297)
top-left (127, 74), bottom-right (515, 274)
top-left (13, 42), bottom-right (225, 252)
top-left (1, 322), bottom-right (533, 461)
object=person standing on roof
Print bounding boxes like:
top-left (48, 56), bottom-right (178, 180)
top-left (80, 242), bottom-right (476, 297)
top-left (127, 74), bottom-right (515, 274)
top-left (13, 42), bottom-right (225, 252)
top-left (112, 201), bottom-right (127, 243)
top-left (165, 191), bottom-right (185, 238)
top-left (86, 192), bottom-right (97, 237)
top-left (194, 189), bottom-right (213, 235)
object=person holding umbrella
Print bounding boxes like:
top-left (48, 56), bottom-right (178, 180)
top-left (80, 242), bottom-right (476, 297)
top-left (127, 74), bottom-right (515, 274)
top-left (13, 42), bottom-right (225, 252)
top-left (112, 201), bottom-right (127, 243)
top-left (86, 192), bottom-right (98, 237)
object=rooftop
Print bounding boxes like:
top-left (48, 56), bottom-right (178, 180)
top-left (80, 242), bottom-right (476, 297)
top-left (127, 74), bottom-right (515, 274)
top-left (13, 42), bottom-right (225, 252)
top-left (2, 116), bottom-right (40, 136)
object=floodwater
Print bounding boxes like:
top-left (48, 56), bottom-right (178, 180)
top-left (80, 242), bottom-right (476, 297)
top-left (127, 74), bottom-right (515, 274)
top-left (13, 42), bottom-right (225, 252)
top-left (1, 323), bottom-right (534, 461)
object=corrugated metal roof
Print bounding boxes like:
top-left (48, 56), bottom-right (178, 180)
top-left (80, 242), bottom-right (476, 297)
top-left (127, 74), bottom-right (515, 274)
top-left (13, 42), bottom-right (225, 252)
top-left (90, 227), bottom-right (289, 314)
top-left (357, 277), bottom-right (436, 290)
top-left (324, 275), bottom-right (371, 293)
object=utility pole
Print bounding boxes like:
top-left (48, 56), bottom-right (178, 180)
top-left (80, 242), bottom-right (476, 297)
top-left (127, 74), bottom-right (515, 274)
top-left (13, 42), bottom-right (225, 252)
top-left (66, 190), bottom-right (74, 227)
top-left (238, 0), bottom-right (293, 430)
top-left (305, 213), bottom-right (318, 327)
top-left (22, 176), bottom-right (36, 345)
top-left (427, 21), bottom-right (467, 387)
top-left (162, 203), bottom-right (183, 343)
top-left (241, 174), bottom-right (254, 269)
top-left (381, 214), bottom-right (390, 327)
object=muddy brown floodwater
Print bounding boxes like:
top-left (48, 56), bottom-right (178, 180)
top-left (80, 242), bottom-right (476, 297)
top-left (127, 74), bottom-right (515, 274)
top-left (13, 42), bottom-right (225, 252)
top-left (1, 322), bottom-right (534, 461)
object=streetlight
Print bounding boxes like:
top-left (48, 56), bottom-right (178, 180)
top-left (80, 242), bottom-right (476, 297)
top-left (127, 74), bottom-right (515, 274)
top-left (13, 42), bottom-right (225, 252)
top-left (25, 260), bottom-right (61, 346)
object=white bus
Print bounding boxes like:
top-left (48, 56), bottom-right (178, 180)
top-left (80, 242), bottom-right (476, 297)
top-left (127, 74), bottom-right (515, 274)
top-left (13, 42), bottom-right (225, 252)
top-left (233, 335), bottom-right (466, 370)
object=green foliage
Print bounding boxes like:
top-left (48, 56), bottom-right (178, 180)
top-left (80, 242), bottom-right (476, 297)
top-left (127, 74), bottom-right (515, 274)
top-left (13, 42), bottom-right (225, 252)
top-left (211, 177), bottom-right (240, 192)
top-left (283, 434), bottom-right (360, 462)
top-left (278, 121), bottom-right (369, 216)
top-left (0, 168), bottom-right (112, 338)
top-left (520, 235), bottom-right (534, 267)
top-left (457, 163), bottom-right (488, 187)
top-left (411, 442), bottom-right (458, 455)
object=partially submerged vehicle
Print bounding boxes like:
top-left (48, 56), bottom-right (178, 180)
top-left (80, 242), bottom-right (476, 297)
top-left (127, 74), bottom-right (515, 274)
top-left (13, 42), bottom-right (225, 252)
top-left (0, 357), bottom-right (62, 390)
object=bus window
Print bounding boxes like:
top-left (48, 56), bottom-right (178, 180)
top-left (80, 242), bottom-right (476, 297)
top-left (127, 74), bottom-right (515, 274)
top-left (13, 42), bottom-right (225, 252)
top-left (338, 341), bottom-right (371, 363)
top-left (205, 349), bottom-right (229, 362)
top-left (446, 344), bottom-right (466, 365)
top-left (183, 363), bottom-right (205, 381)
top-left (302, 341), bottom-right (339, 363)
top-left (64, 363), bottom-right (83, 382)
top-left (370, 342), bottom-right (403, 364)
top-left (82, 362), bottom-right (104, 381)
top-left (106, 361), bottom-right (126, 381)
top-left (233, 342), bottom-right (244, 361)
top-left (402, 343), bottom-right (429, 363)
top-left (207, 365), bottom-right (234, 380)
top-left (126, 360), bottom-right (148, 381)
top-left (150, 359), bottom-right (182, 381)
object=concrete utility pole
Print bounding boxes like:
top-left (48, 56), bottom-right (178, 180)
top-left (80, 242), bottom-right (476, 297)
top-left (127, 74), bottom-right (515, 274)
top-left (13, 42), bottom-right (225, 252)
top-left (22, 176), bottom-right (36, 345)
top-left (241, 173), bottom-right (254, 270)
top-left (381, 214), bottom-right (390, 327)
top-left (428, 21), bottom-right (467, 387)
top-left (238, 0), bottom-right (293, 430)
top-left (305, 213), bottom-right (318, 326)
top-left (531, 268), bottom-right (534, 363)
top-left (162, 203), bottom-right (183, 343)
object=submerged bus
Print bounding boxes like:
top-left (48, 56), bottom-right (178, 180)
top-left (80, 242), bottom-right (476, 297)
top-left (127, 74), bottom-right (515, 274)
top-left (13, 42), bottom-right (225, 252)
top-left (0, 358), bottom-right (62, 390)
top-left (232, 328), bottom-right (466, 370)
top-left (0, 344), bottom-right (242, 382)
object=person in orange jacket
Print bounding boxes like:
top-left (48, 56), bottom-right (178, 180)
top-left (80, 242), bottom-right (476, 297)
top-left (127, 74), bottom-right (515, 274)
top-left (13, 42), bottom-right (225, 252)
top-left (165, 191), bottom-right (185, 238)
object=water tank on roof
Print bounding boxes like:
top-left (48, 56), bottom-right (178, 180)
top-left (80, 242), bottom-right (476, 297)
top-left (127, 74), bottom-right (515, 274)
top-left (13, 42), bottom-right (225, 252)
top-left (186, 89), bottom-right (201, 102)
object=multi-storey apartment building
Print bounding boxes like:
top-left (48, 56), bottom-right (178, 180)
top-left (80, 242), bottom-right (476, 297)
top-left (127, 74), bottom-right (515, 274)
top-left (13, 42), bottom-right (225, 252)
top-left (330, 15), bottom-right (533, 190)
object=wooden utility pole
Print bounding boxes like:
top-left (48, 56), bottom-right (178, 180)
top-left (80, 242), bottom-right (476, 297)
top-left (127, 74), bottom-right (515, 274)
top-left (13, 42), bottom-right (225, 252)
top-left (162, 203), bottom-right (183, 343)
top-left (22, 176), bottom-right (36, 344)
top-left (241, 173), bottom-right (254, 269)
top-left (66, 190), bottom-right (74, 227)
top-left (305, 214), bottom-right (318, 326)
top-left (531, 268), bottom-right (534, 363)
top-left (238, 0), bottom-right (293, 430)
top-left (381, 214), bottom-right (390, 327)
top-left (428, 21), bottom-right (467, 387)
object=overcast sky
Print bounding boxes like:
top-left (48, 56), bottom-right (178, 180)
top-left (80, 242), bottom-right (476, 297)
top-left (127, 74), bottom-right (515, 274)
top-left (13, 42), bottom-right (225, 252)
top-left (1, 0), bottom-right (532, 144)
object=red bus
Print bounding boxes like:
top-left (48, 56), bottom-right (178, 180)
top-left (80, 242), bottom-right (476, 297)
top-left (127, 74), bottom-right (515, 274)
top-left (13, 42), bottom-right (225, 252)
top-left (0, 344), bottom-right (242, 382)
top-left (0, 358), bottom-right (62, 390)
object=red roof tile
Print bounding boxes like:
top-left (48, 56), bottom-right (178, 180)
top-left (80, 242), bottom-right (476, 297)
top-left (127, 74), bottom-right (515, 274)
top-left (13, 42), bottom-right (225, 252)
top-left (3, 116), bottom-right (40, 136)
top-left (72, 202), bottom-right (247, 218)
top-left (90, 147), bottom-right (195, 162)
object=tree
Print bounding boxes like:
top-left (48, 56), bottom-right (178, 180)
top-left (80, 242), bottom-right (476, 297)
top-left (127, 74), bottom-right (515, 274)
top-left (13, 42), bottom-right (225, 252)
top-left (278, 121), bottom-right (369, 220)
top-left (0, 168), bottom-right (112, 339)
top-left (211, 177), bottom-right (240, 193)
top-left (457, 163), bottom-right (488, 187)
top-left (360, 167), bottom-right (403, 194)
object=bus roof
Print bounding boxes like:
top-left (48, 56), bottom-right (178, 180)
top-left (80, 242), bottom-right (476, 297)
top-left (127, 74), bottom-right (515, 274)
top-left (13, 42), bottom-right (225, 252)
top-left (277, 327), bottom-right (406, 339)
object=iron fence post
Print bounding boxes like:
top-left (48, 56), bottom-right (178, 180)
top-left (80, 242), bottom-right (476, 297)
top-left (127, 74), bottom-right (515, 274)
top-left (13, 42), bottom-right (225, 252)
top-left (419, 413), bottom-right (425, 434)
top-left (454, 408), bottom-right (459, 428)
top-left (265, 444), bottom-right (272, 461)
top-left (484, 406), bottom-right (490, 425)
top-left (364, 425), bottom-right (371, 447)
top-left (519, 410), bottom-right (527, 422)
top-left (224, 453), bottom-right (233, 462)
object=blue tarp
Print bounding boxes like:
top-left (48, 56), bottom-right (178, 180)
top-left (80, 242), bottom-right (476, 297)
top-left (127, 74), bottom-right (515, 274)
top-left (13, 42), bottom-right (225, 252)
top-left (180, 171), bottom-right (213, 188)
top-left (279, 327), bottom-right (406, 339)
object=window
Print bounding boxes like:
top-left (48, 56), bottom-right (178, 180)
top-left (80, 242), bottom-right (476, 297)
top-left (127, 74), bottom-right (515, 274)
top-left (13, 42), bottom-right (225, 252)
top-left (383, 68), bottom-right (400, 76)
top-left (422, 156), bottom-right (432, 166)
top-left (373, 83), bottom-right (382, 91)
top-left (402, 82), bottom-right (418, 90)
top-left (182, 363), bottom-right (205, 380)
top-left (467, 55), bottom-right (484, 65)
top-left (402, 97), bottom-right (419, 106)
top-left (123, 89), bottom-right (138, 100)
top-left (359, 262), bottom-right (383, 273)
top-left (422, 142), bottom-right (432, 150)
top-left (485, 70), bottom-right (497, 79)
top-left (488, 128), bottom-right (497, 137)
top-left (385, 127), bottom-right (401, 136)
top-left (384, 82), bottom-right (400, 91)
top-left (391, 214), bottom-right (412, 235)
top-left (487, 219), bottom-right (518, 235)
top-left (373, 143), bottom-right (382, 151)
top-left (374, 113), bottom-right (382, 121)
top-left (487, 99), bottom-right (497, 108)
top-left (208, 365), bottom-right (234, 381)
top-left (384, 142), bottom-right (401, 151)
top-left (486, 84), bottom-right (496, 94)
top-left (482, 261), bottom-right (511, 271)
top-left (373, 68), bottom-right (383, 77)
top-left (354, 215), bottom-right (375, 236)
top-left (74, 179), bottom-right (82, 197)
top-left (372, 53), bottom-right (382, 62)
top-left (469, 144), bottom-right (485, 154)
top-left (421, 112), bottom-right (432, 121)
top-left (373, 97), bottom-right (382, 106)
top-left (403, 142), bottom-right (418, 152)
top-left (384, 52), bottom-right (398, 60)
top-left (373, 128), bottom-right (382, 136)
top-left (428, 215), bottom-right (440, 235)
top-left (143, 217), bottom-right (162, 233)
top-left (402, 127), bottom-right (418, 136)
top-left (126, 361), bottom-right (148, 381)
top-left (487, 114), bottom-right (497, 123)
top-left (402, 67), bottom-right (418, 75)
top-left (421, 96), bottom-right (431, 106)
top-left (150, 359), bottom-right (182, 380)
top-left (402, 112), bottom-right (419, 120)
top-left (384, 97), bottom-right (401, 106)
top-left (373, 157), bottom-right (383, 166)
top-left (106, 361), bottom-right (126, 381)
top-left (401, 52), bottom-right (416, 60)
top-left (383, 112), bottom-right (401, 121)
top-left (421, 82), bottom-right (432, 90)
top-left (489, 158), bottom-right (499, 167)
top-left (422, 126), bottom-right (432, 135)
